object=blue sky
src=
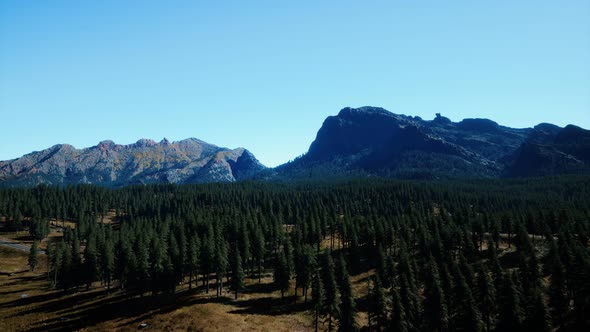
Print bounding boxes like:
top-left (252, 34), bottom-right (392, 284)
top-left (1, 1), bottom-right (589, 166)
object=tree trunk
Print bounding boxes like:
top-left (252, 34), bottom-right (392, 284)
top-left (189, 272), bottom-right (193, 290)
top-left (315, 308), bottom-right (319, 332)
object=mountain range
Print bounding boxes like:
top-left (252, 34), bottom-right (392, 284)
top-left (0, 138), bottom-right (264, 187)
top-left (1, 106), bottom-right (589, 186)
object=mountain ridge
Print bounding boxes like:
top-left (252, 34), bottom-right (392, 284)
top-left (273, 106), bottom-right (590, 179)
top-left (2, 106), bottom-right (589, 186)
top-left (0, 138), bottom-right (265, 187)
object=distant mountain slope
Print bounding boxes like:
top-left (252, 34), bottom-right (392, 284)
top-left (274, 106), bottom-right (590, 179)
top-left (0, 138), bottom-right (265, 187)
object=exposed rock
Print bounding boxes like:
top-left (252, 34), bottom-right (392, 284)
top-left (0, 138), bottom-right (265, 187)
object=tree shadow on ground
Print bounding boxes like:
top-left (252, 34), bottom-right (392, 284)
top-left (241, 281), bottom-right (276, 294)
top-left (228, 295), bottom-right (312, 316)
top-left (24, 290), bottom-right (219, 332)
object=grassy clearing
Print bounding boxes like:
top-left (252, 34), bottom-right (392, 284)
top-left (0, 247), bottom-right (314, 332)
top-left (0, 229), bottom-right (525, 332)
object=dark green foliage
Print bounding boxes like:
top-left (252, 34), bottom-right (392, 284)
top-left (296, 244), bottom-right (316, 302)
top-left (525, 291), bottom-right (552, 332)
top-left (1, 176), bottom-right (589, 330)
top-left (369, 275), bottom-right (388, 331)
top-left (391, 290), bottom-right (408, 332)
top-left (476, 263), bottom-right (496, 332)
top-left (28, 240), bottom-right (39, 271)
top-left (497, 272), bottom-right (525, 332)
top-left (320, 251), bottom-right (339, 332)
top-left (336, 255), bottom-right (358, 332)
top-left (29, 218), bottom-right (49, 240)
top-left (274, 250), bottom-right (290, 299)
top-left (231, 248), bottom-right (245, 299)
top-left (423, 257), bottom-right (448, 332)
top-left (312, 269), bottom-right (325, 332)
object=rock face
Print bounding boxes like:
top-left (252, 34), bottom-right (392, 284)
top-left (276, 106), bottom-right (590, 179)
top-left (0, 138), bottom-right (265, 187)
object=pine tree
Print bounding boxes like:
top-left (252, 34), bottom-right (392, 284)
top-left (337, 255), bottom-right (358, 332)
top-left (297, 244), bottom-right (316, 302)
top-left (253, 227), bottom-right (266, 283)
top-left (547, 258), bottom-right (569, 322)
top-left (239, 224), bottom-right (251, 275)
top-left (525, 290), bottom-right (552, 332)
top-left (274, 250), bottom-right (290, 299)
top-left (45, 241), bottom-right (52, 280)
top-left (400, 274), bottom-right (419, 330)
top-left (391, 290), bottom-right (408, 332)
top-left (71, 235), bottom-right (82, 289)
top-left (370, 274), bottom-right (388, 331)
top-left (83, 236), bottom-right (99, 290)
top-left (102, 238), bottom-right (115, 291)
top-left (320, 251), bottom-right (339, 332)
top-left (497, 272), bottom-right (524, 332)
top-left (452, 263), bottom-right (483, 332)
top-left (423, 257), bottom-right (448, 332)
top-left (187, 234), bottom-right (200, 291)
top-left (312, 270), bottom-right (325, 332)
top-left (215, 238), bottom-right (228, 297)
top-left (28, 240), bottom-right (39, 271)
top-left (231, 248), bottom-right (245, 299)
top-left (475, 263), bottom-right (496, 332)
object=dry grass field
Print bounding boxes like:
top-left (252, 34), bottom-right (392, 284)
top-left (1, 227), bottom-right (523, 332)
top-left (0, 245), bottom-right (317, 332)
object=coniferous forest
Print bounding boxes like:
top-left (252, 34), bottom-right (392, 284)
top-left (1, 176), bottom-right (590, 331)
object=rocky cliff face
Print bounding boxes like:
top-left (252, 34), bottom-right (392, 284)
top-left (276, 106), bottom-right (590, 179)
top-left (0, 138), bottom-right (265, 187)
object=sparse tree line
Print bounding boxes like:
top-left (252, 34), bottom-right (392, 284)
top-left (1, 176), bottom-right (589, 331)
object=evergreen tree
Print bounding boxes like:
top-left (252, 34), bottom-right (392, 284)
top-left (28, 240), bottom-right (39, 271)
top-left (547, 258), bottom-right (569, 322)
top-left (320, 251), bottom-right (339, 332)
top-left (312, 270), bottom-right (325, 332)
top-left (187, 234), bottom-right (200, 291)
top-left (496, 272), bottom-right (524, 332)
top-left (101, 238), bottom-right (115, 291)
top-left (83, 236), bottom-right (99, 290)
top-left (273, 250), bottom-right (290, 299)
top-left (391, 290), bottom-right (408, 332)
top-left (253, 227), bottom-right (266, 283)
top-left (525, 291), bottom-right (552, 332)
top-left (336, 254), bottom-right (358, 332)
top-left (231, 248), bottom-right (245, 299)
top-left (215, 239), bottom-right (228, 297)
top-left (370, 274), bottom-right (388, 331)
top-left (475, 263), bottom-right (496, 332)
top-left (297, 244), bottom-right (316, 302)
top-left (422, 257), bottom-right (448, 332)
top-left (400, 274), bottom-right (419, 331)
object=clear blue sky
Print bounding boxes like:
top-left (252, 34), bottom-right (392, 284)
top-left (1, 1), bottom-right (589, 166)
